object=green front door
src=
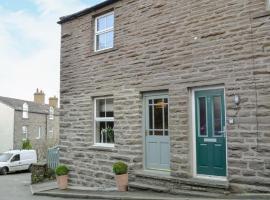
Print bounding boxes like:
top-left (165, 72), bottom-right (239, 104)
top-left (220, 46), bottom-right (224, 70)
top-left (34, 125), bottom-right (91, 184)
top-left (195, 89), bottom-right (226, 177)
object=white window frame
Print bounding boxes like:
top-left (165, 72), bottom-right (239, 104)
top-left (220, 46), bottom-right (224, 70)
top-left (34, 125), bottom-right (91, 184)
top-left (94, 11), bottom-right (114, 52)
top-left (36, 126), bottom-right (41, 140)
top-left (22, 126), bottom-right (28, 139)
top-left (22, 103), bottom-right (28, 119)
top-left (94, 97), bottom-right (114, 148)
top-left (49, 107), bottom-right (54, 120)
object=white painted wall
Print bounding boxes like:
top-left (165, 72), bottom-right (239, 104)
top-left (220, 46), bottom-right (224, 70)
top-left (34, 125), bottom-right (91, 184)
top-left (0, 102), bottom-right (14, 152)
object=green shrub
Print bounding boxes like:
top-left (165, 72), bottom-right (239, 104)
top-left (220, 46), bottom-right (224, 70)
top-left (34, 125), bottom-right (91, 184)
top-left (22, 139), bottom-right (32, 150)
top-left (113, 162), bottom-right (128, 175)
top-left (55, 165), bottom-right (69, 176)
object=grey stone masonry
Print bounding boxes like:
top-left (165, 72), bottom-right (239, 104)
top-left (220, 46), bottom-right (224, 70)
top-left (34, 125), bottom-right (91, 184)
top-left (59, 0), bottom-right (270, 191)
top-left (14, 110), bottom-right (59, 161)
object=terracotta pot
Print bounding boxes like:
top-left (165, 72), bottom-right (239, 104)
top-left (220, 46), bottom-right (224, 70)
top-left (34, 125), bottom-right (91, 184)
top-left (56, 175), bottom-right (68, 190)
top-left (115, 173), bottom-right (128, 192)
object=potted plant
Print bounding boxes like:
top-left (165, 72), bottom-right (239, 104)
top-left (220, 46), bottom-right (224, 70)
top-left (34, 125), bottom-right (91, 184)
top-left (55, 165), bottom-right (69, 190)
top-left (113, 162), bottom-right (128, 192)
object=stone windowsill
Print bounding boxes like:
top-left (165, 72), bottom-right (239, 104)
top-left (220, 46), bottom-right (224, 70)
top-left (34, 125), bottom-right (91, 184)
top-left (88, 145), bottom-right (117, 152)
top-left (90, 47), bottom-right (118, 57)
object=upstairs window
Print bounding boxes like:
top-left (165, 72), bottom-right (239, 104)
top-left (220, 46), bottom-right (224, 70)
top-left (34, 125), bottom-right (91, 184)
top-left (36, 126), bottom-right (41, 140)
top-left (22, 103), bottom-right (28, 119)
top-left (22, 126), bottom-right (28, 139)
top-left (95, 12), bottom-right (114, 51)
top-left (94, 97), bottom-right (114, 147)
top-left (49, 107), bottom-right (54, 120)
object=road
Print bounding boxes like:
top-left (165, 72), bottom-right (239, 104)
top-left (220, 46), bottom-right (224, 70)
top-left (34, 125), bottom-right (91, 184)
top-left (0, 172), bottom-right (79, 200)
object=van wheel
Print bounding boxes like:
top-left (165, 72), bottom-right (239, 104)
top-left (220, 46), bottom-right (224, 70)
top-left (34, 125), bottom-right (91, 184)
top-left (28, 165), bottom-right (33, 173)
top-left (1, 167), bottom-right (8, 175)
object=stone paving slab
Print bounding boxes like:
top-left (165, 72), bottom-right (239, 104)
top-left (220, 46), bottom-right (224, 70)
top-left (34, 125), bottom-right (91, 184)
top-left (30, 181), bottom-right (57, 194)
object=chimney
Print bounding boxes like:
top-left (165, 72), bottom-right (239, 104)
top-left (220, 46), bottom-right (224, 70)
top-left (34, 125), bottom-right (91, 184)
top-left (34, 88), bottom-right (45, 105)
top-left (49, 96), bottom-right (58, 108)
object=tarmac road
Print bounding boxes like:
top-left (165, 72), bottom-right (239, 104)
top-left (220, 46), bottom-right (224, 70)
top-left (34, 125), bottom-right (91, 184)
top-left (0, 172), bottom-right (80, 200)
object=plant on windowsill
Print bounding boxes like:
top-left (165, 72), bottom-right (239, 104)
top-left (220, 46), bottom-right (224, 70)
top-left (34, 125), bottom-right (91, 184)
top-left (55, 165), bottom-right (69, 190)
top-left (101, 127), bottom-right (114, 143)
top-left (113, 161), bottom-right (128, 192)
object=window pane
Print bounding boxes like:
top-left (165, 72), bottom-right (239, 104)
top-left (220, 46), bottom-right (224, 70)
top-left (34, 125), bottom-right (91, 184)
top-left (154, 99), bottom-right (163, 104)
top-left (106, 14), bottom-right (114, 29)
top-left (154, 130), bottom-right (163, 136)
top-left (154, 104), bottom-right (163, 130)
top-left (96, 121), bottom-right (114, 143)
top-left (164, 102), bottom-right (168, 129)
top-left (198, 97), bottom-right (207, 136)
top-left (213, 96), bottom-right (222, 136)
top-left (96, 33), bottom-right (106, 50)
top-left (164, 130), bottom-right (168, 136)
top-left (106, 31), bottom-right (114, 49)
top-left (97, 16), bottom-right (106, 31)
top-left (96, 99), bottom-right (105, 117)
top-left (106, 98), bottom-right (114, 117)
top-left (149, 105), bottom-right (153, 129)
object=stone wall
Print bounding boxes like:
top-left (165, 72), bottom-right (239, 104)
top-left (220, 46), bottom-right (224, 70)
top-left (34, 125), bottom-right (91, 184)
top-left (59, 0), bottom-right (270, 189)
top-left (14, 110), bottom-right (59, 161)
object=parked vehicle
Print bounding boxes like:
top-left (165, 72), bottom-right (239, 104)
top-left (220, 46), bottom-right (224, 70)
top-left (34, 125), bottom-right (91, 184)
top-left (0, 150), bottom-right (37, 175)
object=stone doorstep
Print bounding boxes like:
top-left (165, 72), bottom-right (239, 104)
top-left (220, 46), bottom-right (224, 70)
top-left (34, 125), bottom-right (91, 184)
top-left (128, 182), bottom-right (221, 198)
top-left (132, 171), bottom-right (229, 189)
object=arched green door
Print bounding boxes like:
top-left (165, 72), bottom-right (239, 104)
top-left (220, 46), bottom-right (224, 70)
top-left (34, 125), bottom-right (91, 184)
top-left (195, 89), bottom-right (226, 177)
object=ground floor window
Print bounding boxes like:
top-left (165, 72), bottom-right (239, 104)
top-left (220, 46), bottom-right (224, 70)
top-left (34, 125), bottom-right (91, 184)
top-left (94, 97), bottom-right (114, 146)
top-left (22, 126), bottom-right (28, 139)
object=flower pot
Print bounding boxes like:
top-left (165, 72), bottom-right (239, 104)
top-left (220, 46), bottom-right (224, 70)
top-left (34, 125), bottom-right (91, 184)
top-left (115, 173), bottom-right (128, 192)
top-left (56, 175), bottom-right (68, 190)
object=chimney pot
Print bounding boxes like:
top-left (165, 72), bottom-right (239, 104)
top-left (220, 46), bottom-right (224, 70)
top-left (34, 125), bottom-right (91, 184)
top-left (49, 96), bottom-right (58, 108)
top-left (34, 88), bottom-right (45, 105)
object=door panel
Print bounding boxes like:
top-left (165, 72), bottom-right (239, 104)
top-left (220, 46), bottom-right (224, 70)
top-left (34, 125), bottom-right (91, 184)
top-left (145, 95), bottom-right (170, 171)
top-left (195, 89), bottom-right (226, 177)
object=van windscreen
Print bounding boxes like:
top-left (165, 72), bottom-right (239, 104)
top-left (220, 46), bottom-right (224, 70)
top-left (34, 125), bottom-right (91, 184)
top-left (0, 153), bottom-right (13, 162)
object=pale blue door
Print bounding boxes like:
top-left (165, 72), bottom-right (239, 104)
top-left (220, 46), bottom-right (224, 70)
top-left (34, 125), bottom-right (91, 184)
top-left (144, 94), bottom-right (170, 171)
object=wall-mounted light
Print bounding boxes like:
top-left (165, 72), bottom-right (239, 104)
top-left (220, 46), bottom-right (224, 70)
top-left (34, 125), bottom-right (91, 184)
top-left (234, 94), bottom-right (240, 106)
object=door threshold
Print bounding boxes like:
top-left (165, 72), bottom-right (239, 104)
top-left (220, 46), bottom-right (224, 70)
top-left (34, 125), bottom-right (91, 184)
top-left (134, 169), bottom-right (171, 178)
top-left (195, 174), bottom-right (228, 182)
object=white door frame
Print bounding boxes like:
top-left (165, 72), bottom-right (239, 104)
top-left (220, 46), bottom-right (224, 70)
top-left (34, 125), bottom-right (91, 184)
top-left (191, 85), bottom-right (228, 181)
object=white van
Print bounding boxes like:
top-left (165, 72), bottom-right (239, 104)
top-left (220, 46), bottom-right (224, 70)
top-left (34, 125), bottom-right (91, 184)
top-left (0, 150), bottom-right (37, 175)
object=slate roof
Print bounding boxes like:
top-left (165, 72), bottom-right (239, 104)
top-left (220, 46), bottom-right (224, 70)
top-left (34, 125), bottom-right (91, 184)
top-left (58, 0), bottom-right (119, 24)
top-left (0, 96), bottom-right (58, 114)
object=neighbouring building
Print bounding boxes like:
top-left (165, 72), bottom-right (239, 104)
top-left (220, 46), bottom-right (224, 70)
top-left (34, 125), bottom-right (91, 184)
top-left (58, 0), bottom-right (270, 194)
top-left (0, 89), bottom-right (59, 160)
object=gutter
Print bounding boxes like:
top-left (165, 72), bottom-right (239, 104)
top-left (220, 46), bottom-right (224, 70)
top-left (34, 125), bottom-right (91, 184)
top-left (58, 0), bottom-right (120, 24)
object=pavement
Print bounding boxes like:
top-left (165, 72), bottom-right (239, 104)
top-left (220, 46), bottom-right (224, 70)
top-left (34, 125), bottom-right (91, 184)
top-left (2, 172), bottom-right (270, 200)
top-left (31, 180), bottom-right (270, 200)
top-left (0, 171), bottom-right (79, 200)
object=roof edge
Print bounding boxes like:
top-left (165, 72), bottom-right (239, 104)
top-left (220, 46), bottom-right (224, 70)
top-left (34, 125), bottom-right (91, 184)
top-left (58, 0), bottom-right (119, 24)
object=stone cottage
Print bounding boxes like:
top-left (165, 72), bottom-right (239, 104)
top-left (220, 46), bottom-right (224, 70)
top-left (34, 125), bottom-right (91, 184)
top-left (0, 89), bottom-right (59, 160)
top-left (58, 0), bottom-right (270, 194)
